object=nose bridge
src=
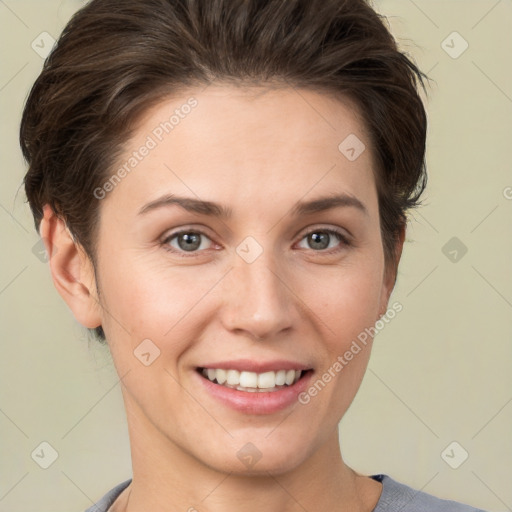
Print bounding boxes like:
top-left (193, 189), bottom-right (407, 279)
top-left (221, 242), bottom-right (295, 339)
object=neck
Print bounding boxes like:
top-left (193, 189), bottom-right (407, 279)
top-left (114, 397), bottom-right (382, 512)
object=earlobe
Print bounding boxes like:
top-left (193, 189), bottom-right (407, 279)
top-left (39, 204), bottom-right (102, 329)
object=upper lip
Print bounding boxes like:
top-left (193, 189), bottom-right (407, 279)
top-left (198, 359), bottom-right (312, 373)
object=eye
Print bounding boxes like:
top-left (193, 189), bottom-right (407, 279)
top-left (296, 227), bottom-right (351, 252)
top-left (162, 229), bottom-right (214, 254)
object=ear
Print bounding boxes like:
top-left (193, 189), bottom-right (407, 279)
top-left (378, 223), bottom-right (406, 319)
top-left (39, 204), bottom-right (102, 329)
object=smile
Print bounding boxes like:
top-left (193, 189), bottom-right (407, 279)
top-left (198, 368), bottom-right (304, 392)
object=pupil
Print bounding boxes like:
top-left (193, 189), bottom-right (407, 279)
top-left (309, 232), bottom-right (329, 250)
top-left (178, 233), bottom-right (201, 251)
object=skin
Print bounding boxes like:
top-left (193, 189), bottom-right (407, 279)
top-left (41, 84), bottom-right (404, 512)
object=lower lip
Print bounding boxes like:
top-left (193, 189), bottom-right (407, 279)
top-left (195, 369), bottom-right (314, 415)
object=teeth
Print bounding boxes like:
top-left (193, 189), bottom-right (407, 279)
top-left (257, 371), bottom-right (275, 388)
top-left (226, 369), bottom-right (239, 385)
top-left (200, 368), bottom-right (303, 391)
top-left (285, 369), bottom-right (296, 385)
top-left (275, 370), bottom-right (286, 386)
top-left (240, 371), bottom-right (258, 388)
top-left (215, 368), bottom-right (227, 384)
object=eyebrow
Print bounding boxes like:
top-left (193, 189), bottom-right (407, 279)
top-left (291, 193), bottom-right (368, 217)
top-left (138, 194), bottom-right (233, 218)
top-left (137, 192), bottom-right (368, 218)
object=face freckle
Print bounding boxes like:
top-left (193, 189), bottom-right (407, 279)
top-left (92, 84), bottom-right (395, 476)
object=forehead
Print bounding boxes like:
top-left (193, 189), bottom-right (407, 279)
top-left (102, 84), bottom-right (378, 219)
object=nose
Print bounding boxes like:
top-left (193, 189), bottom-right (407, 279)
top-left (220, 249), bottom-right (297, 341)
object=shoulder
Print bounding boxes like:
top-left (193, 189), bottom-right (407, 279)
top-left (84, 479), bottom-right (132, 512)
top-left (85, 475), bottom-right (488, 512)
top-left (372, 474), bottom-right (488, 512)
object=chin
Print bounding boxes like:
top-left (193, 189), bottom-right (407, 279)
top-left (197, 436), bottom-right (312, 477)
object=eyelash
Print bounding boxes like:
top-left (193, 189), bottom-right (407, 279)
top-left (300, 227), bottom-right (352, 252)
top-left (160, 226), bottom-right (352, 258)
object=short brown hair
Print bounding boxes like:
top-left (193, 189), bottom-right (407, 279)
top-left (20, 0), bottom-right (429, 342)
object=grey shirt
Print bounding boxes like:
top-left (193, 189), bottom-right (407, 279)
top-left (84, 474), bottom-right (488, 511)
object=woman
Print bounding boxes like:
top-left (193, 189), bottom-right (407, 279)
top-left (20, 0), bottom-right (488, 510)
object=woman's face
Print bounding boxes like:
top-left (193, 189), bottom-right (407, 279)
top-left (92, 84), bottom-right (397, 474)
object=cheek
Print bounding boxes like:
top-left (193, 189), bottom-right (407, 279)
top-left (301, 258), bottom-right (384, 343)
top-left (299, 256), bottom-right (383, 389)
top-left (100, 247), bottom-right (384, 342)
top-left (96, 255), bottom-right (224, 357)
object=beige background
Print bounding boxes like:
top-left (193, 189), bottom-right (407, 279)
top-left (1, 1), bottom-right (511, 511)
